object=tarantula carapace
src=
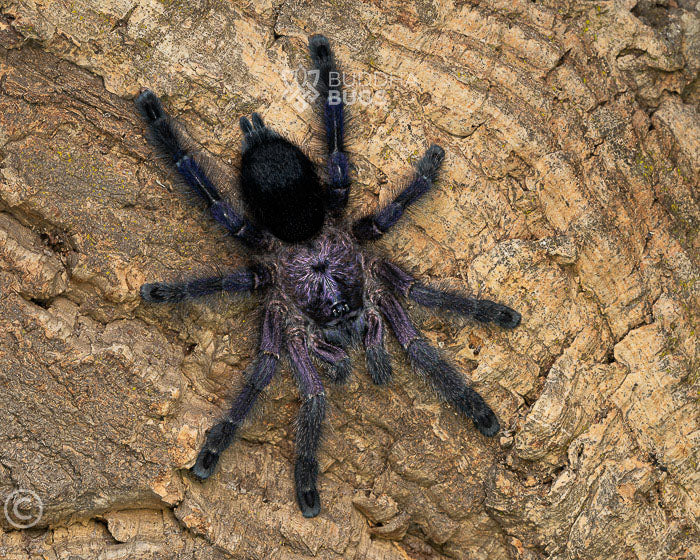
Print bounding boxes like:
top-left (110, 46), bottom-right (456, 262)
top-left (137, 34), bottom-right (521, 518)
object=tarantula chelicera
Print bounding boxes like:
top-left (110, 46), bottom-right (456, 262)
top-left (136, 35), bottom-right (521, 518)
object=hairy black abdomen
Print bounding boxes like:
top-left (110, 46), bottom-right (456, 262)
top-left (241, 137), bottom-right (325, 243)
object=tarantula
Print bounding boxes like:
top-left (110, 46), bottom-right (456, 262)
top-left (136, 35), bottom-right (521, 518)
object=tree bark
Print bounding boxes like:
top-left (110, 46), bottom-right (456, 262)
top-left (0, 1), bottom-right (697, 558)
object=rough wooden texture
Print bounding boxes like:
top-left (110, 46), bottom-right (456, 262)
top-left (0, 0), bottom-right (697, 558)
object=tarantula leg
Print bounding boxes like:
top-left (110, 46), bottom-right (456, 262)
top-left (140, 265), bottom-right (270, 303)
top-left (364, 309), bottom-right (392, 385)
top-left (287, 334), bottom-right (326, 518)
top-left (135, 89), bottom-right (270, 250)
top-left (377, 291), bottom-right (500, 437)
top-left (353, 145), bottom-right (445, 241)
top-left (308, 34), bottom-right (350, 212)
top-left (310, 336), bottom-right (351, 384)
top-left (191, 305), bottom-right (282, 480)
top-left (378, 261), bottom-right (521, 329)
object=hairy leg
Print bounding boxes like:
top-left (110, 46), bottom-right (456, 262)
top-left (308, 34), bottom-right (350, 212)
top-left (287, 332), bottom-right (327, 518)
top-left (310, 336), bottom-right (351, 384)
top-left (135, 89), bottom-right (270, 250)
top-left (376, 291), bottom-right (500, 436)
top-left (353, 145), bottom-right (445, 241)
top-left (378, 260), bottom-right (521, 329)
top-left (364, 309), bottom-right (392, 385)
top-left (140, 265), bottom-right (270, 303)
top-left (190, 305), bottom-right (282, 479)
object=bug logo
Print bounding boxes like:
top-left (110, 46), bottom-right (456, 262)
top-left (4, 489), bottom-right (43, 529)
top-left (281, 67), bottom-right (321, 111)
top-left (281, 65), bottom-right (399, 111)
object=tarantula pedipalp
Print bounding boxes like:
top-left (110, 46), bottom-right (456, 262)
top-left (136, 34), bottom-right (521, 518)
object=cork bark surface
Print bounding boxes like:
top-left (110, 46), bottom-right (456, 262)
top-left (0, 0), bottom-right (698, 558)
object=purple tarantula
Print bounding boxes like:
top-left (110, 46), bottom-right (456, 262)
top-left (137, 34), bottom-right (521, 518)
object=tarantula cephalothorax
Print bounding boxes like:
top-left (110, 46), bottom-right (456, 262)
top-left (136, 35), bottom-right (521, 518)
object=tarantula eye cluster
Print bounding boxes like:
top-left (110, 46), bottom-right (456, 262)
top-left (137, 34), bottom-right (521, 518)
